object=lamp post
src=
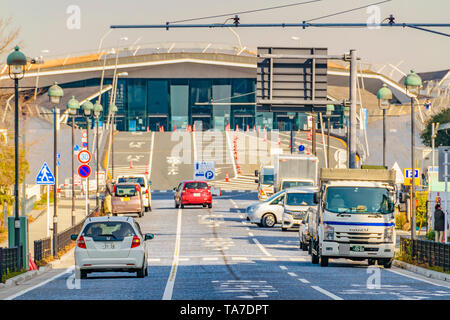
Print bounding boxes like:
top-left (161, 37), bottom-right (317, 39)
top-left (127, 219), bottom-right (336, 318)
top-left (343, 105), bottom-right (350, 168)
top-left (376, 84), bottom-right (393, 168)
top-left (6, 46), bottom-right (27, 256)
top-left (109, 103), bottom-right (118, 180)
top-left (404, 70), bottom-right (422, 241)
top-left (82, 101), bottom-right (94, 215)
top-left (67, 96), bottom-right (80, 226)
top-left (93, 101), bottom-right (103, 208)
top-left (48, 82), bottom-right (64, 257)
top-left (288, 114), bottom-right (295, 154)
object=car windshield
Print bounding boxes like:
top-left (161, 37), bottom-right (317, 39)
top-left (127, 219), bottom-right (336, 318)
top-left (282, 181), bottom-right (314, 189)
top-left (83, 221), bottom-right (135, 240)
top-left (325, 187), bottom-right (394, 214)
top-left (118, 177), bottom-right (145, 187)
top-left (115, 185), bottom-right (138, 197)
top-left (184, 182), bottom-right (208, 189)
top-left (265, 190), bottom-right (285, 202)
top-left (286, 193), bottom-right (315, 206)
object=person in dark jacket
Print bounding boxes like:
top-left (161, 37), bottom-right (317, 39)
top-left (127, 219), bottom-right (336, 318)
top-left (434, 204), bottom-right (445, 242)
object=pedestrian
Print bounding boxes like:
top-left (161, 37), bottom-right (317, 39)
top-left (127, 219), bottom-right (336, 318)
top-left (103, 179), bottom-right (113, 215)
top-left (434, 204), bottom-right (445, 242)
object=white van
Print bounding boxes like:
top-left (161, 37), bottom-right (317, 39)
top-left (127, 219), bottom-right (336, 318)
top-left (281, 186), bottom-right (319, 231)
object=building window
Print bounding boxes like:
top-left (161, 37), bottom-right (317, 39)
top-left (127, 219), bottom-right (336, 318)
top-left (148, 80), bottom-right (169, 114)
top-left (170, 80), bottom-right (189, 130)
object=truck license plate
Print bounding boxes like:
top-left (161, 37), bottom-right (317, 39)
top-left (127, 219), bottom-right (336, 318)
top-left (351, 245), bottom-right (365, 252)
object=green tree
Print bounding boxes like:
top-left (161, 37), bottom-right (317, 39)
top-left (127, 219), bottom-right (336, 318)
top-left (420, 108), bottom-right (450, 147)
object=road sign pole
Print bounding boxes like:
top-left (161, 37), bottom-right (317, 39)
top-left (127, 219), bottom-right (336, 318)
top-left (71, 116), bottom-right (75, 226)
top-left (47, 185), bottom-right (50, 238)
top-left (86, 123), bottom-right (89, 216)
top-left (53, 107), bottom-right (59, 257)
top-left (349, 49), bottom-right (357, 168)
top-left (411, 97), bottom-right (416, 240)
top-left (445, 150), bottom-right (448, 243)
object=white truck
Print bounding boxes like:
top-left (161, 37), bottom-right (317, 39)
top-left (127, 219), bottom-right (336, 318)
top-left (255, 165), bottom-right (274, 201)
top-left (309, 168), bottom-right (396, 268)
top-left (273, 154), bottom-right (319, 193)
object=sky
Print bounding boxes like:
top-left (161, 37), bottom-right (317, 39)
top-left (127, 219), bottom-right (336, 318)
top-left (1, 0), bottom-right (449, 79)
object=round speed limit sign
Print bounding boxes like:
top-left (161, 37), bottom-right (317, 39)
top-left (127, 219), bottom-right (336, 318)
top-left (78, 150), bottom-right (91, 164)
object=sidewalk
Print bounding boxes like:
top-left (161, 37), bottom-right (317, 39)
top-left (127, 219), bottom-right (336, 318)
top-left (0, 197), bottom-right (96, 259)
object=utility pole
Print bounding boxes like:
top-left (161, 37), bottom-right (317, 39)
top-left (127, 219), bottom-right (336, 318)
top-left (349, 49), bottom-right (357, 168)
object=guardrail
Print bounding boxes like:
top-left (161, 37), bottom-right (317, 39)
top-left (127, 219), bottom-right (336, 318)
top-left (0, 245), bottom-right (23, 281)
top-left (400, 236), bottom-right (450, 272)
top-left (34, 206), bottom-right (100, 264)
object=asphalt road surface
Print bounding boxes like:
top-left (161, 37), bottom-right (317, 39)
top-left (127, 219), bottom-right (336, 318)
top-left (8, 192), bottom-right (450, 300)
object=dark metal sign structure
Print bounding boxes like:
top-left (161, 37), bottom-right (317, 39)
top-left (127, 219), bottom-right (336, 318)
top-left (256, 47), bottom-right (332, 112)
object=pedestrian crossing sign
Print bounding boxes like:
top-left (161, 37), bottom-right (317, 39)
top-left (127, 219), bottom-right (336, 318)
top-left (36, 162), bottom-right (55, 185)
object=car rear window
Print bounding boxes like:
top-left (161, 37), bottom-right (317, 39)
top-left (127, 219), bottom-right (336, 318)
top-left (184, 182), bottom-right (208, 189)
top-left (118, 177), bottom-right (145, 187)
top-left (115, 185), bottom-right (138, 197)
top-left (82, 221), bottom-right (135, 240)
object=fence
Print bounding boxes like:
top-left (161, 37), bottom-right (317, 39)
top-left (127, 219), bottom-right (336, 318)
top-left (34, 206), bottom-right (99, 264)
top-left (0, 246), bottom-right (23, 281)
top-left (400, 236), bottom-right (450, 272)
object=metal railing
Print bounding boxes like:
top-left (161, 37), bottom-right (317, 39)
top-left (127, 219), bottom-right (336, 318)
top-left (33, 237), bottom-right (51, 263)
top-left (0, 246), bottom-right (23, 281)
top-left (400, 236), bottom-right (450, 272)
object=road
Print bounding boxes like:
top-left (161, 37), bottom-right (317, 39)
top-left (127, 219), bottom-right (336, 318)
top-left (6, 192), bottom-right (450, 300)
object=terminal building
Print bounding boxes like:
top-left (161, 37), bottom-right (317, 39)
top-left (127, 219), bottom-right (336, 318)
top-left (0, 43), bottom-right (411, 132)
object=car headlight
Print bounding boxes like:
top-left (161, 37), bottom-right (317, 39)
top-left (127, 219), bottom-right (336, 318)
top-left (384, 226), bottom-right (394, 242)
top-left (324, 224), bottom-right (334, 240)
top-left (284, 210), bottom-right (295, 215)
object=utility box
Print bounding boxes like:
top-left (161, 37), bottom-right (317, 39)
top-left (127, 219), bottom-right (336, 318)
top-left (8, 216), bottom-right (29, 270)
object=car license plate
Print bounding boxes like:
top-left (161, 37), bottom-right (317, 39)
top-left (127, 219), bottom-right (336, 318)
top-left (194, 193), bottom-right (200, 197)
top-left (351, 245), bottom-right (365, 252)
top-left (103, 243), bottom-right (115, 249)
top-left (121, 197), bottom-right (130, 201)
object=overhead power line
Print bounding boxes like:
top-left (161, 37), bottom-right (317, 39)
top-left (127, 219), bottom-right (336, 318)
top-left (305, 0), bottom-right (392, 22)
top-left (168, 0), bottom-right (322, 24)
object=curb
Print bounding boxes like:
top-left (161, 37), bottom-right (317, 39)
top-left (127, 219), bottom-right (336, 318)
top-left (393, 260), bottom-right (450, 282)
top-left (0, 265), bottom-right (53, 289)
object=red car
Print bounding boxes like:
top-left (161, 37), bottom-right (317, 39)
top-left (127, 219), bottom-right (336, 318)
top-left (174, 180), bottom-right (212, 208)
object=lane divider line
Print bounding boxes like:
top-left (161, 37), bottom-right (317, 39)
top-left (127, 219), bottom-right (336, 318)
top-left (287, 272), bottom-right (298, 277)
top-left (298, 278), bottom-right (310, 284)
top-left (252, 238), bottom-right (272, 257)
top-left (280, 266), bottom-right (288, 270)
top-left (162, 208), bottom-right (182, 300)
top-left (311, 285), bottom-right (344, 300)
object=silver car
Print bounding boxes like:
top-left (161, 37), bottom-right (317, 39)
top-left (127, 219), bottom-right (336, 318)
top-left (281, 186), bottom-right (319, 231)
top-left (72, 216), bottom-right (154, 279)
top-left (246, 190), bottom-right (286, 227)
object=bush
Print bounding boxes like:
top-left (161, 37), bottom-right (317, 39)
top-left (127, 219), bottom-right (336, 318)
top-left (426, 230), bottom-right (435, 241)
top-left (1, 268), bottom-right (26, 283)
top-left (395, 212), bottom-right (407, 230)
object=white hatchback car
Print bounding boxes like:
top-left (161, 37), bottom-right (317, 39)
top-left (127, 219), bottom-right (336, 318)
top-left (246, 190), bottom-right (286, 227)
top-left (73, 216), bottom-right (154, 279)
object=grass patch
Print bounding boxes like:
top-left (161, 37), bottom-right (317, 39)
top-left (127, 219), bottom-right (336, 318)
top-left (395, 252), bottom-right (450, 275)
top-left (1, 268), bottom-right (27, 283)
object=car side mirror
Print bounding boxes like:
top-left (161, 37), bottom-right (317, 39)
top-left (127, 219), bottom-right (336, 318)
top-left (313, 192), bottom-right (319, 204)
top-left (144, 233), bottom-right (154, 241)
top-left (254, 170), bottom-right (259, 177)
top-left (173, 187), bottom-right (177, 191)
top-left (71, 234), bottom-right (78, 241)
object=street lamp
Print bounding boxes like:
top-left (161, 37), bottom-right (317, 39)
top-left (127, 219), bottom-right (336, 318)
top-left (376, 84), bottom-right (393, 168)
top-left (93, 101), bottom-right (103, 208)
top-left (109, 103), bottom-right (118, 180)
top-left (326, 104), bottom-right (334, 167)
top-left (67, 96), bottom-right (80, 226)
top-left (404, 70), bottom-right (422, 240)
top-left (6, 46), bottom-right (27, 261)
top-left (288, 114), bottom-right (295, 154)
top-left (82, 100), bottom-right (93, 215)
top-left (47, 82), bottom-right (64, 257)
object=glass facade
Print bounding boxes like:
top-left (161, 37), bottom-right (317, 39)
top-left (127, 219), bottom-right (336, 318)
top-left (60, 77), bottom-right (343, 131)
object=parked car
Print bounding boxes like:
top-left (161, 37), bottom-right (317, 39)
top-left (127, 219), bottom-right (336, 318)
top-left (72, 216), bottom-right (154, 279)
top-left (281, 186), bottom-right (319, 231)
top-left (298, 210), bottom-right (312, 251)
top-left (111, 183), bottom-right (145, 217)
top-left (246, 190), bottom-right (286, 227)
top-left (174, 180), bottom-right (212, 208)
top-left (117, 174), bottom-right (152, 212)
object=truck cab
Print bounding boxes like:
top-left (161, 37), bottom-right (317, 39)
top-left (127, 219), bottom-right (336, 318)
top-left (309, 168), bottom-right (396, 268)
top-left (255, 166), bottom-right (274, 201)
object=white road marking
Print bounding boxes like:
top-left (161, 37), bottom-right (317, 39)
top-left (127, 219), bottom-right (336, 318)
top-left (290, 257), bottom-right (309, 261)
top-left (259, 257), bottom-right (277, 261)
top-left (232, 257), bottom-right (248, 261)
top-left (178, 258), bottom-right (190, 262)
top-left (147, 258), bottom-right (161, 262)
top-left (280, 266), bottom-right (288, 270)
top-left (252, 238), bottom-right (272, 257)
top-left (230, 199), bottom-right (238, 208)
top-left (387, 268), bottom-right (450, 288)
top-left (248, 232), bottom-right (254, 237)
top-left (203, 257), bottom-right (219, 261)
top-left (298, 278), bottom-right (310, 284)
top-left (311, 286), bottom-right (344, 300)
top-left (287, 272), bottom-right (298, 277)
top-left (162, 208), bottom-right (182, 300)
top-left (5, 267), bottom-right (74, 300)
top-left (148, 132), bottom-right (155, 179)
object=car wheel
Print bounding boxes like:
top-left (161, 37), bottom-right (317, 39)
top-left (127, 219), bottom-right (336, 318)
top-left (208, 203), bottom-right (212, 209)
top-left (112, 213), bottom-right (117, 217)
top-left (175, 202), bottom-right (179, 208)
top-left (368, 259), bottom-right (376, 266)
top-left (320, 256), bottom-right (329, 267)
top-left (138, 211), bottom-right (143, 218)
top-left (145, 265), bottom-right (149, 277)
top-left (281, 227), bottom-right (288, 231)
top-left (311, 241), bottom-right (319, 264)
top-left (137, 265), bottom-right (145, 278)
top-left (76, 268), bottom-right (87, 279)
top-left (256, 223), bottom-right (263, 227)
top-left (180, 204), bottom-right (184, 209)
top-left (145, 206), bottom-right (149, 212)
top-left (148, 205), bottom-right (152, 212)
top-left (299, 241), bottom-right (304, 250)
top-left (262, 213), bottom-right (276, 228)
top-left (383, 259), bottom-right (393, 269)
